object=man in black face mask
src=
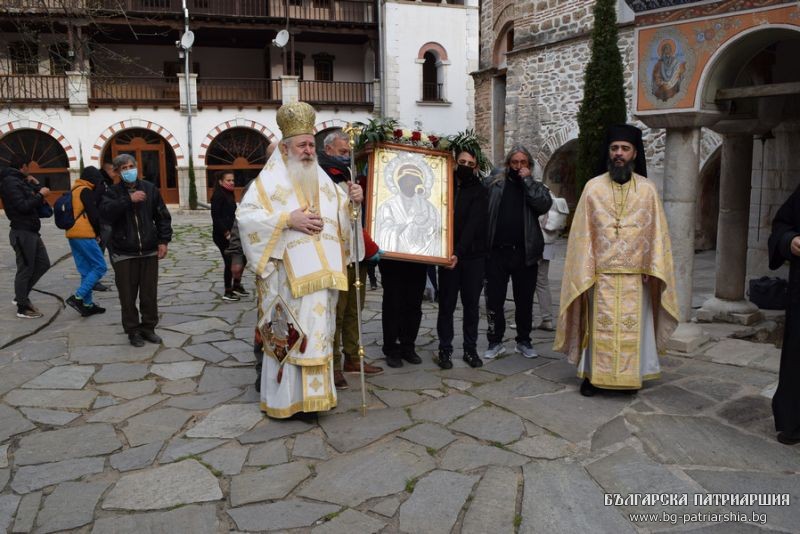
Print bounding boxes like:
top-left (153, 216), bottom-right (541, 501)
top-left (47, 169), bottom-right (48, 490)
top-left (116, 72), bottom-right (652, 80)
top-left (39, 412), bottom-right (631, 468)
top-left (435, 149), bottom-right (489, 369)
top-left (484, 145), bottom-right (553, 361)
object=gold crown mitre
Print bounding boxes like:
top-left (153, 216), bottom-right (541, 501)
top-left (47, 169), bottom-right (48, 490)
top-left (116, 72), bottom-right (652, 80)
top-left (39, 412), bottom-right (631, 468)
top-left (276, 101), bottom-right (316, 139)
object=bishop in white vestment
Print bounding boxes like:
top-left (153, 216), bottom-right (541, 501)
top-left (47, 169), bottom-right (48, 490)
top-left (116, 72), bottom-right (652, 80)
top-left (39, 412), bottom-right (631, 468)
top-left (237, 101), bottom-right (363, 418)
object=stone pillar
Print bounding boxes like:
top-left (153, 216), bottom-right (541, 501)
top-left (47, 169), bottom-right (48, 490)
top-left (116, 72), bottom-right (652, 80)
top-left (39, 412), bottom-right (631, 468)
top-left (177, 73), bottom-right (198, 112)
top-left (698, 134), bottom-right (762, 324)
top-left (281, 75), bottom-right (299, 104)
top-left (662, 127), bottom-right (709, 352)
top-left (66, 71), bottom-right (89, 115)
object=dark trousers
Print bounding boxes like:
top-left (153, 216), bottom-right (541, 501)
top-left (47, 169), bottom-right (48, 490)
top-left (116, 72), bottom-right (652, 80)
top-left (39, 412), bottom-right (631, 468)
top-left (437, 257), bottom-right (484, 351)
top-left (10, 229), bottom-right (51, 309)
top-left (380, 259), bottom-right (427, 356)
top-left (486, 247), bottom-right (538, 344)
top-left (333, 262), bottom-right (367, 367)
top-left (214, 235), bottom-right (234, 290)
top-left (113, 256), bottom-right (159, 335)
top-left (367, 262), bottom-right (378, 286)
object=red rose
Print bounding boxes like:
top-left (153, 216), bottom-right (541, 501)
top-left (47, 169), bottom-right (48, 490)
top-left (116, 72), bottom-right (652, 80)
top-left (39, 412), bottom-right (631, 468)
top-left (411, 131), bottom-right (422, 142)
top-left (428, 135), bottom-right (439, 146)
top-left (393, 129), bottom-right (403, 139)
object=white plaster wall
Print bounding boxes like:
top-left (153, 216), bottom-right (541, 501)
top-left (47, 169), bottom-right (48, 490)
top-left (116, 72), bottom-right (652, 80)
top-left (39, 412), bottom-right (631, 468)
top-left (384, 0), bottom-right (478, 134)
top-left (0, 105), bottom-right (374, 206)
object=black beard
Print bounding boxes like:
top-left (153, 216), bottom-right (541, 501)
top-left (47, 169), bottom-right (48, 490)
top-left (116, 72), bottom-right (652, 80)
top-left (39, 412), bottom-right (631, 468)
top-left (608, 158), bottom-right (634, 184)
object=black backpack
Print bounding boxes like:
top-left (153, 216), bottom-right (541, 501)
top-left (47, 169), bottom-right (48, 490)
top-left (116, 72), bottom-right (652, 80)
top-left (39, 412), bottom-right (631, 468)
top-left (53, 185), bottom-right (86, 230)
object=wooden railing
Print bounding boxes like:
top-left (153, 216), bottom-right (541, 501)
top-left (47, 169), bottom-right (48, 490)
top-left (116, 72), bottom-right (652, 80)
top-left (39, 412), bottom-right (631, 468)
top-left (422, 82), bottom-right (444, 102)
top-left (53, 0), bottom-right (377, 23)
top-left (197, 78), bottom-right (281, 106)
top-left (0, 74), bottom-right (68, 104)
top-left (89, 76), bottom-right (179, 105)
top-left (299, 80), bottom-right (373, 106)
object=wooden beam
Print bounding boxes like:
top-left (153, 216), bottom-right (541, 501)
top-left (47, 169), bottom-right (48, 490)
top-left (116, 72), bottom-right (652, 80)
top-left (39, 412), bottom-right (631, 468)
top-left (716, 82), bottom-right (800, 101)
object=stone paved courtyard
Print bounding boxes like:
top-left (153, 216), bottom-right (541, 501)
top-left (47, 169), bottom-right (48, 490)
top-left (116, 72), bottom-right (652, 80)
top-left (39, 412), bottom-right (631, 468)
top-left (0, 213), bottom-right (798, 533)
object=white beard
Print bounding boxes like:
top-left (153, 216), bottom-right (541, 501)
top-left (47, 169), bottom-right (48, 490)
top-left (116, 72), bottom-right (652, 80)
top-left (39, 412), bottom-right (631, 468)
top-left (287, 155), bottom-right (319, 208)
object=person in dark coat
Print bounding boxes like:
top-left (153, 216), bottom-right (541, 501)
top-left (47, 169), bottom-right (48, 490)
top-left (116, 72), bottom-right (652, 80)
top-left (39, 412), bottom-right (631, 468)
top-left (767, 185), bottom-right (800, 445)
top-left (211, 171), bottom-right (247, 301)
top-left (435, 148), bottom-right (488, 369)
top-left (0, 156), bottom-right (51, 318)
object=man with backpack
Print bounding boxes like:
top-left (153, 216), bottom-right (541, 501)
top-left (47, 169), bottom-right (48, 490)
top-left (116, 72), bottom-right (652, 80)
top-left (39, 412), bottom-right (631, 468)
top-left (58, 166), bottom-right (107, 316)
top-left (100, 154), bottom-right (172, 347)
top-left (0, 156), bottom-right (52, 319)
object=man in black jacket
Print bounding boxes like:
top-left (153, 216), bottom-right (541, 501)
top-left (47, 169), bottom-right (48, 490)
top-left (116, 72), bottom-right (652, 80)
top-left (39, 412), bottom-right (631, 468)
top-left (435, 149), bottom-right (488, 369)
top-left (484, 145), bottom-right (552, 360)
top-left (0, 157), bottom-right (51, 319)
top-left (100, 154), bottom-right (172, 347)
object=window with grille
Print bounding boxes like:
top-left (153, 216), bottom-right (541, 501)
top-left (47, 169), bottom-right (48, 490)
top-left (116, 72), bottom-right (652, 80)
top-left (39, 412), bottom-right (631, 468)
top-left (9, 41), bottom-right (38, 75)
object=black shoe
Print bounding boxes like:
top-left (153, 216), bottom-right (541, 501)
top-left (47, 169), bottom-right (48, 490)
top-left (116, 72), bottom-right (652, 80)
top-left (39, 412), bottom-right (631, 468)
top-left (66, 295), bottom-right (91, 317)
top-left (222, 291), bottom-right (240, 302)
top-left (232, 284), bottom-right (249, 296)
top-left (129, 332), bottom-right (145, 347)
top-left (777, 431), bottom-right (800, 445)
top-left (85, 303), bottom-right (106, 316)
top-left (401, 350), bottom-right (422, 365)
top-left (463, 349), bottom-right (483, 368)
top-left (370, 281), bottom-right (378, 290)
top-left (436, 349), bottom-right (453, 370)
top-left (93, 282), bottom-right (111, 292)
top-left (140, 330), bottom-right (162, 344)
top-left (580, 378), bottom-right (599, 397)
top-left (386, 354), bottom-right (404, 368)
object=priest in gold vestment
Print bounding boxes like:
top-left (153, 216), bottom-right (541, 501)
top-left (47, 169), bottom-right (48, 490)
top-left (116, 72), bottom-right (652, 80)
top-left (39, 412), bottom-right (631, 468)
top-left (554, 125), bottom-right (679, 395)
top-left (237, 101), bottom-right (363, 418)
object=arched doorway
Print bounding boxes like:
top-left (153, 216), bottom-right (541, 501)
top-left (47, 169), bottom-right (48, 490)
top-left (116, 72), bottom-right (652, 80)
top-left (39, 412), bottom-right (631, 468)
top-left (205, 127), bottom-right (270, 201)
top-left (695, 148), bottom-right (720, 251)
top-left (102, 128), bottom-right (179, 204)
top-left (543, 140), bottom-right (578, 208)
top-left (0, 130), bottom-right (70, 206)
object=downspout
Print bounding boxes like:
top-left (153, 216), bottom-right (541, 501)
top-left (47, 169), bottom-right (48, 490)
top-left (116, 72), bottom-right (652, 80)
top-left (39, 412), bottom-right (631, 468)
top-left (377, 0), bottom-right (385, 117)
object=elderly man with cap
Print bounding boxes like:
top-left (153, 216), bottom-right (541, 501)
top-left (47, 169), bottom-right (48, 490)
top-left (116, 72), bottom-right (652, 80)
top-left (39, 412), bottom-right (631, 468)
top-left (554, 124), bottom-right (679, 396)
top-left (236, 102), bottom-right (363, 418)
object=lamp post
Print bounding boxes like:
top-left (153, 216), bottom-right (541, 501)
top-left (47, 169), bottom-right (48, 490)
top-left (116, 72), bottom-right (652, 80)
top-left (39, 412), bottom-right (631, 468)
top-left (178, 0), bottom-right (196, 208)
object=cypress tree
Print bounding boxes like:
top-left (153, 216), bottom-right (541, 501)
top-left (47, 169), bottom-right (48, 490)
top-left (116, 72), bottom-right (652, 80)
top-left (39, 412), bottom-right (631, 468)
top-left (575, 0), bottom-right (627, 193)
top-left (188, 158), bottom-right (198, 210)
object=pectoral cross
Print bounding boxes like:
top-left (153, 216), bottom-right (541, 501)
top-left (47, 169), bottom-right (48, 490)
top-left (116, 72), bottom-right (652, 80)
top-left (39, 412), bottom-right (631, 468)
top-left (614, 218), bottom-right (622, 237)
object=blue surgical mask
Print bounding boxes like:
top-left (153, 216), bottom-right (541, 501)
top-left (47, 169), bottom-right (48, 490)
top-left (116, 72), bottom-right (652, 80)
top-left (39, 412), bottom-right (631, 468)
top-left (121, 168), bottom-right (138, 183)
top-left (333, 155), bottom-right (350, 165)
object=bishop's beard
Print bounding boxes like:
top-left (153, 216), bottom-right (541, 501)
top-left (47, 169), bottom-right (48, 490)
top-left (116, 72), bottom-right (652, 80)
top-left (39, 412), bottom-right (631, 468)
top-left (608, 158), bottom-right (635, 184)
top-left (287, 153), bottom-right (319, 206)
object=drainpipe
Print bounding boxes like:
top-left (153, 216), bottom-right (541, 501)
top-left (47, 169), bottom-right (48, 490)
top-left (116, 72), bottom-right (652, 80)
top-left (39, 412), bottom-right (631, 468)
top-left (377, 0), bottom-right (385, 117)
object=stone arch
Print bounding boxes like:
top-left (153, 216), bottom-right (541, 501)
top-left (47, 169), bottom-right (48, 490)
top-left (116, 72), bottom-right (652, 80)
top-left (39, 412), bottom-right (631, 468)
top-left (542, 139), bottom-right (579, 207)
top-left (493, 21), bottom-right (514, 69)
top-left (696, 25), bottom-right (800, 110)
top-left (0, 120), bottom-right (78, 165)
top-left (199, 119), bottom-right (277, 162)
top-left (313, 118), bottom-right (349, 134)
top-left (417, 42), bottom-right (448, 62)
top-left (535, 123), bottom-right (579, 171)
top-left (91, 119), bottom-right (185, 163)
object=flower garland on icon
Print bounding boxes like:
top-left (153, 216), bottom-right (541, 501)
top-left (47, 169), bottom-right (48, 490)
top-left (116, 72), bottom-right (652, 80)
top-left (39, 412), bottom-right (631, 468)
top-left (353, 117), bottom-right (491, 173)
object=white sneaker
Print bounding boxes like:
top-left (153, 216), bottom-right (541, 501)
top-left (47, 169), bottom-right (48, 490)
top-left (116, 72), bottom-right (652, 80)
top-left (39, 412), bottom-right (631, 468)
top-left (484, 343), bottom-right (505, 359)
top-left (515, 342), bottom-right (538, 359)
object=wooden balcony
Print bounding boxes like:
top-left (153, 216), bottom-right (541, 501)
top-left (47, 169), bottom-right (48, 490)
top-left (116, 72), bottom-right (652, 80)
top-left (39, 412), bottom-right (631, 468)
top-left (89, 76), bottom-right (179, 106)
top-left (0, 74), bottom-right (68, 105)
top-left (299, 80), bottom-right (373, 106)
top-left (3, 0), bottom-right (379, 24)
top-left (197, 77), bottom-right (282, 107)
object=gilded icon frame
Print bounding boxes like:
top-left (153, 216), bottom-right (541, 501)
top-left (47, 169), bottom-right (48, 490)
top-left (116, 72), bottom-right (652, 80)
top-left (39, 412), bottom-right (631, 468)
top-left (361, 142), bottom-right (454, 266)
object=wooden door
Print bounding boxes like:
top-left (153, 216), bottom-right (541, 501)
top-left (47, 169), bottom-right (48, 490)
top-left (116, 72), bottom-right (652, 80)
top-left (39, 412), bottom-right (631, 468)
top-left (112, 135), bottom-right (179, 204)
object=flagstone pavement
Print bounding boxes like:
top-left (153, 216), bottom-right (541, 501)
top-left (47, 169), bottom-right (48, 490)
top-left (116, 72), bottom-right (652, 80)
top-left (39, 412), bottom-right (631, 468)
top-left (0, 212), bottom-right (798, 533)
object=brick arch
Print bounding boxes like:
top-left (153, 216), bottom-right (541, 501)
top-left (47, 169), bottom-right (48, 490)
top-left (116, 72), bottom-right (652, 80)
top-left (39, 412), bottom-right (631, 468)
top-left (417, 42), bottom-right (448, 62)
top-left (199, 119), bottom-right (277, 162)
top-left (0, 120), bottom-right (78, 165)
top-left (91, 119), bottom-right (185, 163)
top-left (313, 119), bottom-right (350, 134)
top-left (535, 123), bottom-right (579, 170)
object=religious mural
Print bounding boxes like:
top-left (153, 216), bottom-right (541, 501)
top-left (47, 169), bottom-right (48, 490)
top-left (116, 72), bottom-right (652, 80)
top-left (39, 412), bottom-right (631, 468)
top-left (639, 29), bottom-right (695, 107)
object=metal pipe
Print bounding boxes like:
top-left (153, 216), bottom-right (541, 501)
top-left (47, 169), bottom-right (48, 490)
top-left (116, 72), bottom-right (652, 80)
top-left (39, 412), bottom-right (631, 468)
top-left (182, 0), bottom-right (193, 172)
top-left (377, 0), bottom-right (385, 116)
